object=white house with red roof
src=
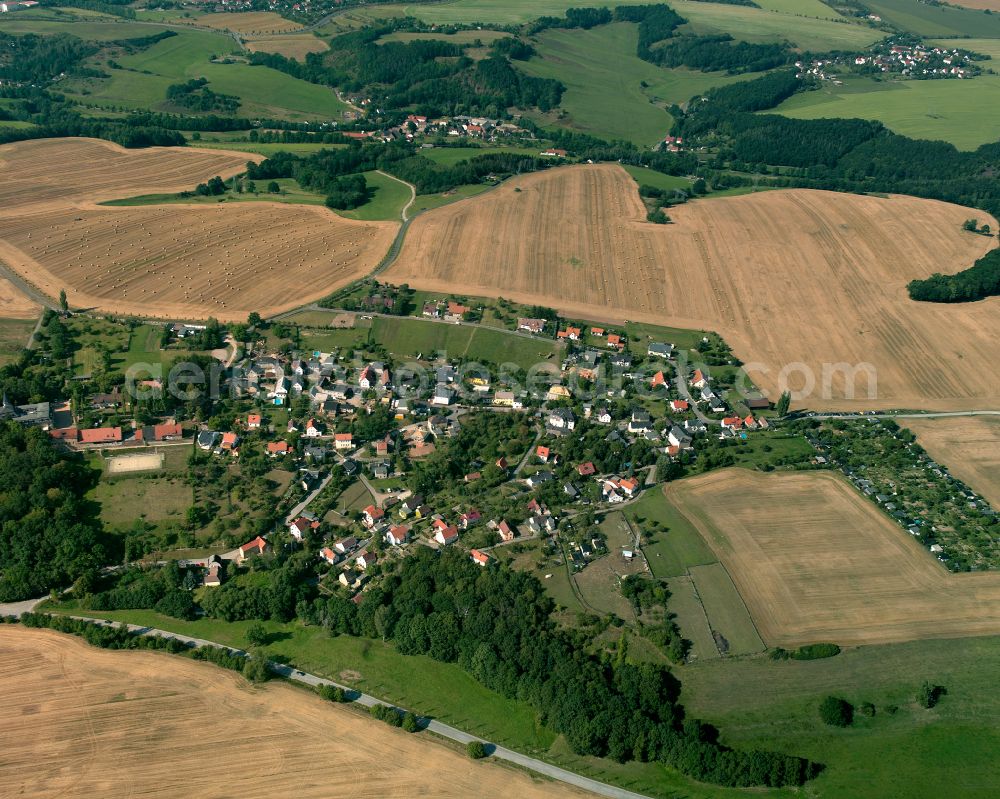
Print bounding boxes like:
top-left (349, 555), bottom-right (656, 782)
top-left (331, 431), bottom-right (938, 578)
top-left (434, 524), bottom-right (459, 546)
top-left (470, 549), bottom-right (491, 566)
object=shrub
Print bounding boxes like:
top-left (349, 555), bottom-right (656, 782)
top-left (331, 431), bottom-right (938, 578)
top-left (466, 740), bottom-right (487, 759)
top-left (401, 711), bottom-right (420, 732)
top-left (791, 643), bottom-right (841, 660)
top-left (917, 681), bottom-right (946, 709)
top-left (819, 696), bottom-right (853, 727)
top-left (858, 702), bottom-right (876, 718)
top-left (317, 684), bottom-right (347, 703)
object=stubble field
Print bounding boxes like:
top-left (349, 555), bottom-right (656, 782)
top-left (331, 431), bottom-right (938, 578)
top-left (386, 164), bottom-right (1000, 410)
top-left (246, 33), bottom-right (330, 59)
top-left (0, 627), bottom-right (582, 799)
top-left (664, 469), bottom-right (1000, 646)
top-left (905, 416), bottom-right (1000, 508)
top-left (0, 278), bottom-right (40, 319)
top-left (0, 139), bottom-right (397, 320)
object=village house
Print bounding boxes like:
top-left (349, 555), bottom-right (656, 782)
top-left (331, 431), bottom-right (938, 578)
top-left (78, 427), bottom-right (123, 445)
top-left (334, 432), bottom-right (354, 451)
top-left (334, 536), bottom-right (358, 555)
top-left (517, 318), bottom-right (546, 334)
top-left (548, 408), bottom-right (576, 432)
top-left (289, 516), bottom-right (319, 540)
top-left (577, 461), bottom-right (597, 477)
top-left (319, 547), bottom-right (340, 566)
top-left (385, 525), bottom-right (411, 546)
top-left (557, 326), bottom-right (582, 341)
top-left (460, 509), bottom-right (482, 528)
top-left (470, 549), bottom-right (491, 566)
top-left (356, 550), bottom-right (378, 570)
top-left (236, 536), bottom-right (267, 564)
top-left (497, 519), bottom-right (517, 542)
top-left (363, 505), bottom-right (385, 529)
top-left (434, 524), bottom-right (460, 546)
top-left (648, 342), bottom-right (674, 359)
top-left (267, 440), bottom-right (289, 457)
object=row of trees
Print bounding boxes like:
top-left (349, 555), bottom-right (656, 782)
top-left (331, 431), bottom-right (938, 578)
top-left (311, 548), bottom-right (819, 787)
top-left (908, 247), bottom-right (1000, 302)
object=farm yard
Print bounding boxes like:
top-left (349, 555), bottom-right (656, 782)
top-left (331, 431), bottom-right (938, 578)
top-left (385, 163), bottom-right (1000, 411)
top-left (0, 139), bottom-right (397, 321)
top-left (665, 469), bottom-right (1000, 646)
top-left (0, 627), bottom-right (582, 799)
top-left (905, 416), bottom-right (1000, 508)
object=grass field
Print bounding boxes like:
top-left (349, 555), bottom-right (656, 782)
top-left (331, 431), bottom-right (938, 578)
top-left (370, 316), bottom-right (557, 368)
top-left (905, 416), bottom-right (1000, 508)
top-left (89, 474), bottom-right (190, 532)
top-left (666, 469), bottom-right (1000, 646)
top-left (679, 633), bottom-right (1000, 799)
top-left (410, 183), bottom-right (494, 215)
top-left (0, 627), bottom-right (578, 799)
top-left (687, 563), bottom-right (766, 656)
top-left (665, 576), bottom-right (719, 661)
top-left (386, 163), bottom-right (1000, 411)
top-left (62, 29), bottom-right (348, 122)
top-left (518, 23), bottom-right (762, 145)
top-left (0, 13), bottom-right (168, 39)
top-left (186, 137), bottom-right (346, 156)
top-left (863, 0), bottom-right (1000, 36)
top-left (774, 75), bottom-right (1000, 150)
top-left (369, 0), bottom-right (879, 49)
top-left (573, 512), bottom-right (645, 619)
top-left (378, 29), bottom-right (511, 45)
top-left (621, 165), bottom-right (694, 195)
top-left (336, 171), bottom-right (412, 222)
top-left (624, 487), bottom-right (717, 579)
top-left (420, 145), bottom-right (542, 166)
top-left (0, 317), bottom-right (34, 366)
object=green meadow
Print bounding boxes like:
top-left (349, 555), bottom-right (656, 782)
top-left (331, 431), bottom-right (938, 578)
top-left (775, 75), bottom-right (1000, 150)
top-left (864, 0), bottom-right (1000, 37)
top-left (519, 23), bottom-right (762, 145)
top-left (60, 29), bottom-right (347, 122)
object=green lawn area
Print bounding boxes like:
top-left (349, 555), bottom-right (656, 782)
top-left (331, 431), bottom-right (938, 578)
top-left (371, 316), bottom-right (557, 369)
top-left (300, 326), bottom-right (370, 352)
top-left (336, 171), bottom-right (412, 222)
top-left (688, 563), bottom-right (765, 656)
top-left (666, 575), bottom-right (719, 661)
top-left (621, 165), bottom-right (694, 195)
top-left (0, 11), bottom-right (169, 39)
top-left (419, 145), bottom-right (542, 166)
top-left (930, 38), bottom-right (1000, 62)
top-left (679, 634), bottom-right (1000, 799)
top-left (623, 487), bottom-right (717, 579)
top-left (61, 29), bottom-right (348, 122)
top-left (88, 474), bottom-right (191, 532)
top-left (379, 0), bottom-right (879, 48)
top-left (774, 75), bottom-right (1000, 150)
top-left (518, 23), bottom-right (762, 145)
top-left (102, 178), bottom-right (327, 208)
top-left (721, 431), bottom-right (816, 470)
top-left (863, 0), bottom-right (1000, 37)
top-left (189, 138), bottom-right (347, 156)
top-left (0, 317), bottom-right (34, 366)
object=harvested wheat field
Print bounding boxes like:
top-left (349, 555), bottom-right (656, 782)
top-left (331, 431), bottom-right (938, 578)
top-left (665, 469), bottom-right (1000, 646)
top-left (388, 164), bottom-right (1000, 410)
top-left (0, 138), bottom-right (254, 215)
top-left (0, 627), bottom-right (580, 799)
top-left (0, 278), bottom-right (40, 319)
top-left (246, 33), bottom-right (330, 59)
top-left (0, 138), bottom-right (397, 320)
top-left (906, 416), bottom-right (1000, 508)
top-left (193, 11), bottom-right (304, 34)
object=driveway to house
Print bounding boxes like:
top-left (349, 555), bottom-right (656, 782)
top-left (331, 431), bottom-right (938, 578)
top-left (285, 472), bottom-right (334, 524)
top-left (20, 612), bottom-right (651, 799)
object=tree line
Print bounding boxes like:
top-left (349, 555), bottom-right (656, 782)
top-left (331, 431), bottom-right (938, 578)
top-left (908, 247), bottom-right (1000, 302)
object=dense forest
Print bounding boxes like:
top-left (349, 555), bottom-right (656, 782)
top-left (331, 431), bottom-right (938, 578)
top-left (0, 31), bottom-right (98, 82)
top-left (651, 34), bottom-right (791, 74)
top-left (908, 247), bottom-right (1000, 302)
top-left (0, 423), bottom-right (112, 602)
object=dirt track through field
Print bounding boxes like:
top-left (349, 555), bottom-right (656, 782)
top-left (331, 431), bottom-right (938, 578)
top-left (386, 164), bottom-right (1000, 411)
top-left (905, 417), bottom-right (1000, 508)
top-left (0, 139), bottom-right (398, 320)
top-left (665, 469), bottom-right (1000, 646)
top-left (0, 627), bottom-right (581, 799)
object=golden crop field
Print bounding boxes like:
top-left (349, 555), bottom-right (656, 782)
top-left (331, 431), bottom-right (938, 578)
top-left (387, 164), bottom-right (1000, 411)
top-left (665, 469), bottom-right (1000, 646)
top-left (0, 627), bottom-right (583, 799)
top-left (246, 33), bottom-right (330, 59)
top-left (0, 138), bottom-right (253, 214)
top-left (193, 11), bottom-right (304, 34)
top-left (0, 278), bottom-right (40, 319)
top-left (0, 139), bottom-right (397, 320)
top-left (905, 416), bottom-right (1000, 508)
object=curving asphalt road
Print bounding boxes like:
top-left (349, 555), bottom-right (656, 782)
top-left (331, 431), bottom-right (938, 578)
top-left (0, 607), bottom-right (651, 799)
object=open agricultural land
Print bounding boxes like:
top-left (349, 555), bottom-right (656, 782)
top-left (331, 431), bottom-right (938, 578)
top-left (245, 33), bottom-right (330, 59)
top-left (386, 163), bottom-right (1000, 411)
top-left (517, 23), bottom-right (762, 146)
top-left (664, 469), bottom-right (1000, 646)
top-left (774, 75), bottom-right (1000, 150)
top-left (0, 627), bottom-right (583, 799)
top-left (58, 27), bottom-right (347, 122)
top-left (0, 138), bottom-right (397, 320)
top-left (905, 417), bottom-right (1000, 508)
top-left (0, 279), bottom-right (39, 366)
